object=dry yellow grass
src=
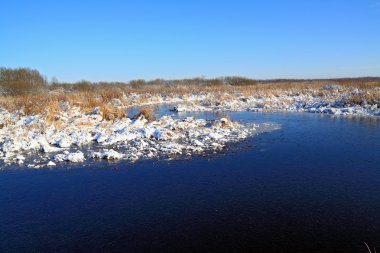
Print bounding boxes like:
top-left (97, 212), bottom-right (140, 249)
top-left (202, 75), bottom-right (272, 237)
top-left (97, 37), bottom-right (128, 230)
top-left (100, 104), bottom-right (127, 121)
top-left (134, 106), bottom-right (156, 121)
top-left (0, 91), bottom-right (125, 114)
top-left (345, 90), bottom-right (380, 105)
top-left (1, 81), bottom-right (379, 119)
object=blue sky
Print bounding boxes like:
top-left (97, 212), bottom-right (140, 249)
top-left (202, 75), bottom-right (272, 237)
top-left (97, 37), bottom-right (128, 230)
top-left (1, 0), bottom-right (379, 82)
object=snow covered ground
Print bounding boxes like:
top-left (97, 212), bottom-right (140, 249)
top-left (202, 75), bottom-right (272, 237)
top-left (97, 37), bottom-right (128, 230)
top-left (1, 84), bottom-right (379, 168)
top-left (172, 94), bottom-right (380, 116)
top-left (104, 85), bottom-right (380, 116)
top-left (0, 107), bottom-right (264, 168)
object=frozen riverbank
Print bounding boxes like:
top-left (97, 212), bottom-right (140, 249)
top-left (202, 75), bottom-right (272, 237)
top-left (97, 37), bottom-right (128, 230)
top-left (114, 85), bottom-right (380, 117)
top-left (144, 87), bottom-right (379, 117)
top-left (168, 86), bottom-right (380, 117)
top-left (0, 107), bottom-right (266, 168)
top-left (172, 94), bottom-right (380, 116)
top-left (1, 84), bottom-right (379, 168)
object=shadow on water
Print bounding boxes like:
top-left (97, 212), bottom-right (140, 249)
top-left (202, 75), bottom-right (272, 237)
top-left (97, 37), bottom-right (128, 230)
top-left (0, 111), bottom-right (380, 253)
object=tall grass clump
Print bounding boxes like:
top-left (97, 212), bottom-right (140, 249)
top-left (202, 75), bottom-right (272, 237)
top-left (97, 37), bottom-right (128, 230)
top-left (134, 106), bottom-right (156, 121)
top-left (100, 104), bottom-right (127, 121)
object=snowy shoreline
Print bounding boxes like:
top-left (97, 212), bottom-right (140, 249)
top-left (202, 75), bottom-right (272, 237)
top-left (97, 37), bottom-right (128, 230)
top-left (1, 85), bottom-right (379, 168)
top-left (0, 110), bottom-right (262, 168)
top-left (99, 85), bottom-right (380, 116)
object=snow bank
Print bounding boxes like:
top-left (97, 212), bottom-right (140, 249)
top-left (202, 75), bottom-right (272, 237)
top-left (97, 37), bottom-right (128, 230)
top-left (0, 110), bottom-right (260, 168)
top-left (170, 90), bottom-right (380, 116)
top-left (54, 151), bottom-right (85, 163)
top-left (92, 149), bottom-right (124, 160)
top-left (2, 85), bottom-right (378, 168)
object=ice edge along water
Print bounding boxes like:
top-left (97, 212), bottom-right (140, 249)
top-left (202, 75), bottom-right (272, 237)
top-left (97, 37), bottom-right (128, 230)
top-left (0, 111), bottom-right (265, 168)
top-left (1, 85), bottom-right (379, 168)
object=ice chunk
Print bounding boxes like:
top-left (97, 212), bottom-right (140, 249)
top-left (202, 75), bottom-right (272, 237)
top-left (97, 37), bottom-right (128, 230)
top-left (54, 137), bottom-right (72, 148)
top-left (130, 116), bottom-right (147, 129)
top-left (92, 149), bottom-right (124, 160)
top-left (192, 140), bottom-right (204, 146)
top-left (153, 128), bottom-right (175, 140)
top-left (55, 151), bottom-right (85, 163)
top-left (39, 138), bottom-right (62, 153)
top-left (47, 161), bottom-right (56, 166)
top-left (208, 132), bottom-right (223, 140)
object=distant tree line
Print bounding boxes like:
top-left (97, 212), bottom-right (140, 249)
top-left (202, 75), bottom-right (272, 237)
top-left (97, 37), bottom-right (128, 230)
top-left (1, 67), bottom-right (379, 95)
top-left (0, 67), bottom-right (261, 95)
top-left (0, 67), bottom-right (47, 95)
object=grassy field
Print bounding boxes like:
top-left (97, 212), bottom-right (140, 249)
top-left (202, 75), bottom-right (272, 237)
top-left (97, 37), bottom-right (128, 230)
top-left (1, 80), bottom-right (380, 116)
top-left (1, 68), bottom-right (380, 120)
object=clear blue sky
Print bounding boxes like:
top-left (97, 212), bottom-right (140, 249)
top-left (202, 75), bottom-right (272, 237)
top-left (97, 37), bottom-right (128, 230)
top-left (1, 0), bottom-right (380, 82)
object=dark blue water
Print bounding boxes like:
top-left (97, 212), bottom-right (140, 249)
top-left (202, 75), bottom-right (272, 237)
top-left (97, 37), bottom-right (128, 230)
top-left (1, 112), bottom-right (380, 253)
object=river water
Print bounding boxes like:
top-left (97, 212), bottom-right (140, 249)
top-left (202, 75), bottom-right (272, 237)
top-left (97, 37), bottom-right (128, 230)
top-left (0, 112), bottom-right (379, 253)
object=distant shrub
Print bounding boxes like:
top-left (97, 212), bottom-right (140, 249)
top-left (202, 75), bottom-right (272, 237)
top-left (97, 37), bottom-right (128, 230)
top-left (0, 67), bottom-right (47, 95)
top-left (73, 80), bottom-right (92, 91)
top-left (224, 76), bottom-right (257, 86)
top-left (130, 79), bottom-right (146, 89)
top-left (345, 92), bottom-right (380, 106)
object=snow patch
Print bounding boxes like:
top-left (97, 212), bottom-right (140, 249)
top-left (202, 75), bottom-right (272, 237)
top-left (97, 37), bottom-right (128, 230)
top-left (92, 149), bottom-right (124, 160)
top-left (54, 151), bottom-right (85, 163)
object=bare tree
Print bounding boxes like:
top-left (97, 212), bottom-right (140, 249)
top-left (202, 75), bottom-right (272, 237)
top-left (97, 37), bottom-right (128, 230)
top-left (0, 67), bottom-right (47, 95)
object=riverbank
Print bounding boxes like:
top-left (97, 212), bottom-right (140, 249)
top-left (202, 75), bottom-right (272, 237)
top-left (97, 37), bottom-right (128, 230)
top-left (1, 83), bottom-right (379, 168)
top-left (0, 108), bottom-right (262, 168)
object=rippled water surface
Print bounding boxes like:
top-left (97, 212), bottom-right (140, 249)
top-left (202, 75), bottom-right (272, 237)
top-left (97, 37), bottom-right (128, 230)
top-left (1, 112), bottom-right (380, 253)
